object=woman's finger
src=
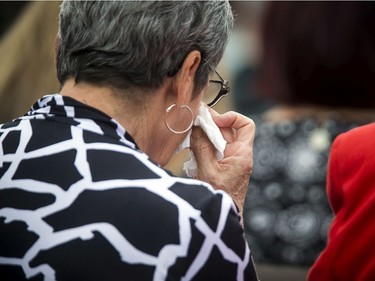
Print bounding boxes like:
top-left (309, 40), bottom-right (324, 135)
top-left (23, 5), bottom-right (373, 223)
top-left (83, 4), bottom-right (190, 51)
top-left (190, 126), bottom-right (217, 167)
top-left (214, 111), bottom-right (255, 143)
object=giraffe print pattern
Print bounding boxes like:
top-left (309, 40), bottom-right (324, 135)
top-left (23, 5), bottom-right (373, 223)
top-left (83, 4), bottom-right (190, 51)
top-left (0, 94), bottom-right (258, 281)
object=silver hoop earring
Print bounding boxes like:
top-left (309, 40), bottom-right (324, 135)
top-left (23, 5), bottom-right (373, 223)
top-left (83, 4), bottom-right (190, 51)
top-left (165, 104), bottom-right (194, 134)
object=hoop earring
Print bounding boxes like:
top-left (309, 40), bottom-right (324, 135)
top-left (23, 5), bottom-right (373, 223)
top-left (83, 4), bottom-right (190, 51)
top-left (165, 104), bottom-right (194, 134)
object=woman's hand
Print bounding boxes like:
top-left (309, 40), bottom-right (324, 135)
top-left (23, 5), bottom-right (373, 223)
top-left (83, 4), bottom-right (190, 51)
top-left (190, 108), bottom-right (255, 218)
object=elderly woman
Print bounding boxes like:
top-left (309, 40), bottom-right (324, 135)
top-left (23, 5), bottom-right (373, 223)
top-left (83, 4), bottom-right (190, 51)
top-left (0, 1), bottom-right (257, 281)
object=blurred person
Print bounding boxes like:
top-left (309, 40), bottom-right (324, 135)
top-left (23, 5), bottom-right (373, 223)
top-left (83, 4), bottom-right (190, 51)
top-left (243, 0), bottom-right (375, 272)
top-left (0, 1), bottom-right (258, 281)
top-left (307, 124), bottom-right (375, 280)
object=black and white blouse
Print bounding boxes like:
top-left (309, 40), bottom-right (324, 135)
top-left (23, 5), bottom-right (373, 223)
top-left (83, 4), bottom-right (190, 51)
top-left (0, 94), bottom-right (258, 281)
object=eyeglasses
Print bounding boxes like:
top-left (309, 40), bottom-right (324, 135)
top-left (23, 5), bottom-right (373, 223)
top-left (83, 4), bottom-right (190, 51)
top-left (70, 48), bottom-right (230, 107)
top-left (203, 69), bottom-right (230, 107)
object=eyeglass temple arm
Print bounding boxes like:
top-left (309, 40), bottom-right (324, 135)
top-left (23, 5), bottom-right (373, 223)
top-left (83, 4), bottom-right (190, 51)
top-left (213, 69), bottom-right (225, 82)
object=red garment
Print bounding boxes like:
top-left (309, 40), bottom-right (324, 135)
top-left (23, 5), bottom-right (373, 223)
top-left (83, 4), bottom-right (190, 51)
top-left (308, 123), bottom-right (375, 281)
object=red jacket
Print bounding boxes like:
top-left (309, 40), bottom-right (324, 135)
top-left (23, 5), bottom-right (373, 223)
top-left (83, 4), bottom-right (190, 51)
top-left (308, 123), bottom-right (375, 281)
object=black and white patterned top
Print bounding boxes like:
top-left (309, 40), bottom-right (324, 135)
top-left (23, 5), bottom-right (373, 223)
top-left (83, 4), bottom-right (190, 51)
top-left (243, 117), bottom-right (366, 266)
top-left (0, 94), bottom-right (258, 281)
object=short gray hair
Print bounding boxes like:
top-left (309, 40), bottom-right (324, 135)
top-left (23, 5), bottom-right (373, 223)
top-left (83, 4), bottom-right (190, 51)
top-left (56, 0), bottom-right (233, 99)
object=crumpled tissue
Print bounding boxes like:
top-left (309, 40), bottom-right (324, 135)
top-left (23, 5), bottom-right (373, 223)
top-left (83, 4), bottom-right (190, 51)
top-left (177, 105), bottom-right (227, 177)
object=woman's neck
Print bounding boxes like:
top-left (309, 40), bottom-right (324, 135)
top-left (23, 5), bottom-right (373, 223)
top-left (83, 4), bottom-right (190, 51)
top-left (60, 80), bottom-right (163, 150)
top-left (59, 78), bottom-right (186, 167)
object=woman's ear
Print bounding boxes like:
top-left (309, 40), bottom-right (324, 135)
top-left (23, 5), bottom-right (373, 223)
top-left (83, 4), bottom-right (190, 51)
top-left (173, 50), bottom-right (201, 104)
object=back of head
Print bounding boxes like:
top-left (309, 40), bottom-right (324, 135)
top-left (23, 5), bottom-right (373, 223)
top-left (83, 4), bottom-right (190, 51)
top-left (56, 0), bottom-right (233, 99)
top-left (256, 2), bottom-right (375, 108)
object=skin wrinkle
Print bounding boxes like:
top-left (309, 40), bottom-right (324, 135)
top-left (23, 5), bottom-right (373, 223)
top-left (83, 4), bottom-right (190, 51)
top-left (144, 103), bottom-right (169, 165)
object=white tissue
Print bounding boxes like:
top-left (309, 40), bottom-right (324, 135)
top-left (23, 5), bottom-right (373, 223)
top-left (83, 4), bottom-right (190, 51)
top-left (178, 105), bottom-right (227, 178)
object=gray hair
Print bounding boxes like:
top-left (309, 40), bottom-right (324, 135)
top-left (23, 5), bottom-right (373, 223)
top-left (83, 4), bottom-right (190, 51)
top-left (56, 0), bottom-right (233, 99)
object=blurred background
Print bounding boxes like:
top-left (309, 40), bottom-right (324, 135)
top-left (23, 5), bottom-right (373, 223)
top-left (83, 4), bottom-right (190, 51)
top-left (2, 1), bottom-right (375, 281)
top-left (0, 1), bottom-right (264, 124)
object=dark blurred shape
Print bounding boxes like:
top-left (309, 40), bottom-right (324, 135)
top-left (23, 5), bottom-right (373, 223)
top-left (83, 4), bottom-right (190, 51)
top-left (243, 1), bottom-right (375, 271)
top-left (257, 1), bottom-right (375, 108)
top-left (0, 2), bottom-right (29, 38)
top-left (0, 1), bottom-right (60, 123)
top-left (233, 66), bottom-right (274, 116)
top-left (229, 1), bottom-right (275, 117)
